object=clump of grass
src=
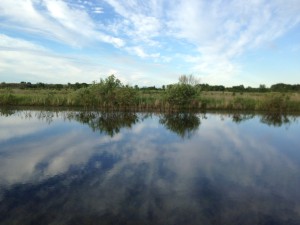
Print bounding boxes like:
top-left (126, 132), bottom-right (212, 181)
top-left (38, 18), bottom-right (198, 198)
top-left (232, 97), bottom-right (256, 110)
top-left (256, 94), bottom-right (290, 112)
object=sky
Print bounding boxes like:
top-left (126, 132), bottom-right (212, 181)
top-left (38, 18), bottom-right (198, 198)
top-left (0, 0), bottom-right (300, 87)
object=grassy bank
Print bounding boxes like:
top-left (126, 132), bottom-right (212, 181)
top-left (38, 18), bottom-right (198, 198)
top-left (197, 91), bottom-right (300, 112)
top-left (1, 75), bottom-right (300, 112)
top-left (1, 88), bottom-right (300, 112)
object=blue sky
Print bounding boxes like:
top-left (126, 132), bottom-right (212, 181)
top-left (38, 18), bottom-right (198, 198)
top-left (0, 0), bottom-right (299, 87)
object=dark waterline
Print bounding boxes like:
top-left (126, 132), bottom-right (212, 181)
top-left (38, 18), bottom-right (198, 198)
top-left (0, 109), bottom-right (300, 225)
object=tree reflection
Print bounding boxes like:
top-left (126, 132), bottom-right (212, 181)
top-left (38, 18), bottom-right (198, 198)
top-left (231, 113), bottom-right (255, 123)
top-left (2, 109), bottom-right (299, 136)
top-left (159, 113), bottom-right (201, 138)
top-left (1, 109), bottom-right (139, 137)
top-left (260, 113), bottom-right (296, 127)
top-left (0, 108), bottom-right (15, 116)
top-left (36, 110), bottom-right (139, 136)
top-left (35, 110), bottom-right (57, 124)
top-left (74, 111), bottom-right (139, 136)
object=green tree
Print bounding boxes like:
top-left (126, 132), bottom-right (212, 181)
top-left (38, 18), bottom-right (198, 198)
top-left (91, 74), bottom-right (122, 106)
top-left (178, 74), bottom-right (200, 86)
top-left (89, 74), bottom-right (138, 108)
top-left (115, 86), bottom-right (138, 108)
top-left (165, 75), bottom-right (199, 108)
top-left (259, 84), bottom-right (267, 92)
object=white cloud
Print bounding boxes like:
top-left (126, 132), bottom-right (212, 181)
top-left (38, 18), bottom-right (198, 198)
top-left (0, 0), bottom-right (124, 47)
top-left (126, 46), bottom-right (160, 59)
top-left (0, 111), bottom-right (126, 186)
top-left (0, 34), bottom-right (102, 83)
top-left (0, 34), bottom-right (45, 51)
top-left (93, 7), bottom-right (103, 14)
top-left (0, 0), bottom-right (300, 85)
top-left (0, 115), bottom-right (44, 142)
top-left (0, 34), bottom-right (175, 85)
top-left (99, 0), bottom-right (298, 83)
top-left (45, 0), bottom-right (95, 33)
top-left (164, 0), bottom-right (300, 83)
top-left (103, 0), bottom-right (163, 44)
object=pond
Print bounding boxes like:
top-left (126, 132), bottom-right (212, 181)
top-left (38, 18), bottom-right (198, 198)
top-left (0, 109), bottom-right (300, 225)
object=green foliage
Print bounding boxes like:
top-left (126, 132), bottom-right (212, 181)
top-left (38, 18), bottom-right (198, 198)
top-left (259, 84), bottom-right (267, 92)
top-left (100, 74), bottom-right (122, 90)
top-left (165, 75), bottom-right (200, 108)
top-left (197, 84), bottom-right (225, 91)
top-left (233, 97), bottom-right (256, 110)
top-left (230, 85), bottom-right (245, 92)
top-left (0, 93), bottom-right (18, 105)
top-left (115, 86), bottom-right (138, 107)
top-left (1, 74), bottom-right (300, 112)
top-left (270, 83), bottom-right (300, 92)
top-left (86, 74), bottom-right (138, 108)
top-left (90, 74), bottom-right (122, 106)
top-left (165, 83), bottom-right (197, 107)
top-left (0, 81), bottom-right (89, 90)
top-left (76, 88), bottom-right (96, 107)
top-left (262, 94), bottom-right (289, 112)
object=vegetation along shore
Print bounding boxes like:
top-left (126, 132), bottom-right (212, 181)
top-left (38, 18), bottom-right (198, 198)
top-left (1, 75), bottom-right (300, 112)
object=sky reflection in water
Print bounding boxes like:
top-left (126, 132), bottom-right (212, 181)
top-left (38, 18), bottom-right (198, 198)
top-left (0, 110), bottom-right (300, 225)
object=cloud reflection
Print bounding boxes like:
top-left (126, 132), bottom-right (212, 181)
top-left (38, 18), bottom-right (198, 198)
top-left (0, 110), bottom-right (300, 224)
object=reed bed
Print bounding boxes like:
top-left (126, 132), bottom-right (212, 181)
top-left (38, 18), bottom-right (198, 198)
top-left (1, 88), bottom-right (300, 112)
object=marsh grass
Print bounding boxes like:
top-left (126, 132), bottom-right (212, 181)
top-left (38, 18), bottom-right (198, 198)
top-left (1, 88), bottom-right (300, 112)
top-left (197, 92), bottom-right (300, 112)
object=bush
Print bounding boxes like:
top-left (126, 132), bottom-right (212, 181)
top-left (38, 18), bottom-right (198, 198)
top-left (165, 84), bottom-right (197, 107)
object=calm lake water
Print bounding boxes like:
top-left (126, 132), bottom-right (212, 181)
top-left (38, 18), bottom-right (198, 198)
top-left (0, 109), bottom-right (300, 225)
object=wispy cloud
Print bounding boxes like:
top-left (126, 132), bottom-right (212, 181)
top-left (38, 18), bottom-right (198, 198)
top-left (93, 7), bottom-right (103, 14)
top-left (0, 34), bottom-right (174, 85)
top-left (0, 0), bottom-right (124, 47)
top-left (0, 34), bottom-right (95, 83)
top-left (0, 34), bottom-right (45, 51)
top-left (167, 0), bottom-right (300, 82)
top-left (0, 0), bottom-right (299, 85)
top-left (104, 0), bottom-right (300, 83)
top-left (125, 46), bottom-right (160, 59)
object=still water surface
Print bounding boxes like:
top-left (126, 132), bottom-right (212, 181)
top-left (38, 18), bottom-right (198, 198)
top-left (0, 109), bottom-right (300, 225)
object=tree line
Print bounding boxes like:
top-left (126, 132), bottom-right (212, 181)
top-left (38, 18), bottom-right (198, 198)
top-left (1, 80), bottom-right (300, 93)
top-left (0, 82), bottom-right (89, 90)
top-left (196, 83), bottom-right (300, 92)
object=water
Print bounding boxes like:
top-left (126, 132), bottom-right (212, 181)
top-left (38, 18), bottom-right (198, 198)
top-left (0, 109), bottom-right (300, 225)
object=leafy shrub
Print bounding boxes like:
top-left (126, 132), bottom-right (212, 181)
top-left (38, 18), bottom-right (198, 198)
top-left (165, 84), bottom-right (197, 107)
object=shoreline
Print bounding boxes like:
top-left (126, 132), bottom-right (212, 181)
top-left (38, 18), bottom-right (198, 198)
top-left (1, 91), bottom-right (300, 113)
